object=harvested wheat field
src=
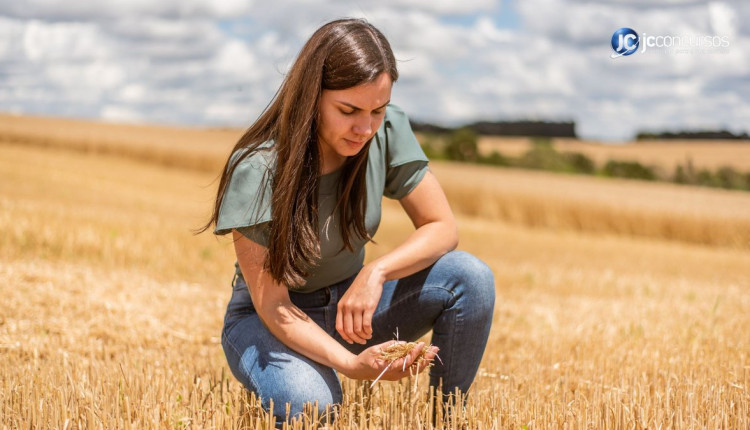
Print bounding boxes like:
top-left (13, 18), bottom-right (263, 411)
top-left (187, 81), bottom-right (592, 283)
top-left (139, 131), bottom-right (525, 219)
top-left (1, 115), bottom-right (749, 429)
top-left (477, 136), bottom-right (750, 172)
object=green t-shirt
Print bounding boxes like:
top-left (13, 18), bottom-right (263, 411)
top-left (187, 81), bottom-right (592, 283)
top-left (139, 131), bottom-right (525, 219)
top-left (215, 104), bottom-right (429, 292)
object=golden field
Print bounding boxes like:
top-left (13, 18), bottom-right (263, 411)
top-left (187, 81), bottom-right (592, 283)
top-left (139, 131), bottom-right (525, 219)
top-left (1, 114), bottom-right (749, 429)
top-left (476, 136), bottom-right (750, 171)
top-left (4, 113), bottom-right (750, 250)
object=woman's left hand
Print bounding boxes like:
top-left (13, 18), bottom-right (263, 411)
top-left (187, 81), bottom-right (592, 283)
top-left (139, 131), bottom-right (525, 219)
top-left (336, 263), bottom-right (386, 344)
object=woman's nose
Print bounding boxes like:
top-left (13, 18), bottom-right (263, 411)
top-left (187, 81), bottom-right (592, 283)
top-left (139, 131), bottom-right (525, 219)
top-left (352, 117), bottom-right (372, 136)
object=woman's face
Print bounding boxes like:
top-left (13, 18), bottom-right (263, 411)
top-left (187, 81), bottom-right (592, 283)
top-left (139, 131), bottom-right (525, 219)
top-left (317, 72), bottom-right (392, 174)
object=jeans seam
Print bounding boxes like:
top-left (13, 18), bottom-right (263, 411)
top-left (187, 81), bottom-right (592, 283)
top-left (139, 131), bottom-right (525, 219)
top-left (373, 285), bottom-right (455, 320)
top-left (428, 283), bottom-right (461, 394)
top-left (443, 311), bottom-right (460, 395)
top-left (222, 324), bottom-right (264, 399)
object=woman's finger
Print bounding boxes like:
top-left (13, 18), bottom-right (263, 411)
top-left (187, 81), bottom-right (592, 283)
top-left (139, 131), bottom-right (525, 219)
top-left (341, 309), bottom-right (366, 344)
top-left (408, 342), bottom-right (422, 363)
top-left (352, 311), bottom-right (367, 344)
top-left (362, 308), bottom-right (373, 337)
top-left (342, 311), bottom-right (355, 344)
top-left (348, 320), bottom-right (367, 344)
top-left (426, 345), bottom-right (440, 361)
top-left (335, 309), bottom-right (346, 342)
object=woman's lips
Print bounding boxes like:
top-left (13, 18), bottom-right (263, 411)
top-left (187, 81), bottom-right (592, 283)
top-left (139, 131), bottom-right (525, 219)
top-left (345, 138), bottom-right (366, 146)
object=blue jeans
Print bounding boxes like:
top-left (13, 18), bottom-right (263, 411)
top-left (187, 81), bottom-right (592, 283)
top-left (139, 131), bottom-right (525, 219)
top-left (221, 250), bottom-right (495, 425)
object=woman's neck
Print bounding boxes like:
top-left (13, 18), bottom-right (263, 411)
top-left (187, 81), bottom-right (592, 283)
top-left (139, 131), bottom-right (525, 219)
top-left (319, 145), bottom-right (346, 175)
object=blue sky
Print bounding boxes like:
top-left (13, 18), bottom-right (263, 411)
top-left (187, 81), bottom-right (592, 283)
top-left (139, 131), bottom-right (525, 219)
top-left (0, 0), bottom-right (747, 141)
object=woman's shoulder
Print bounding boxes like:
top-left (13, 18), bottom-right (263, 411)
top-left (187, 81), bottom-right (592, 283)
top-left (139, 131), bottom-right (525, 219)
top-left (373, 103), bottom-right (428, 171)
top-left (377, 104), bottom-right (416, 141)
top-left (228, 140), bottom-right (277, 174)
top-left (215, 140), bottom-right (275, 235)
top-left (383, 104), bottom-right (410, 127)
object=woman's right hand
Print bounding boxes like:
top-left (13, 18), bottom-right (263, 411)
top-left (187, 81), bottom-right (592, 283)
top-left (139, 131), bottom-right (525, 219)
top-left (342, 340), bottom-right (439, 381)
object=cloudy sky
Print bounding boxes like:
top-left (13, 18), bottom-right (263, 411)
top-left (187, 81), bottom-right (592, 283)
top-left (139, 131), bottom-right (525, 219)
top-left (1, 0), bottom-right (747, 141)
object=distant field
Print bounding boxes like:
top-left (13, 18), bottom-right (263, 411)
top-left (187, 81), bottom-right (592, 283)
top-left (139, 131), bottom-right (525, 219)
top-left (4, 113), bottom-right (750, 174)
top-left (476, 136), bottom-right (750, 171)
top-left (3, 113), bottom-right (750, 249)
top-left (432, 162), bottom-right (750, 249)
top-left (2, 134), bottom-right (748, 428)
top-left (0, 113), bottom-right (239, 172)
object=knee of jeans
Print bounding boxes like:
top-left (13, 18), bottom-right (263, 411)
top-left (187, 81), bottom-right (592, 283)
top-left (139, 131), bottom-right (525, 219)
top-left (442, 251), bottom-right (495, 307)
top-left (273, 385), bottom-right (341, 425)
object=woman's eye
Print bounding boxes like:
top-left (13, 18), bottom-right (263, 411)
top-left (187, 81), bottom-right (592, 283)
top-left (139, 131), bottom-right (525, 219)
top-left (340, 108), bottom-right (384, 116)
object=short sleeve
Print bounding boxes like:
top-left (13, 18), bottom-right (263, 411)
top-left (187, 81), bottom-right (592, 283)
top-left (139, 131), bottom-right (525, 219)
top-left (214, 148), bottom-right (274, 243)
top-left (381, 105), bottom-right (430, 199)
top-left (235, 223), bottom-right (271, 246)
top-left (384, 161), bottom-right (429, 199)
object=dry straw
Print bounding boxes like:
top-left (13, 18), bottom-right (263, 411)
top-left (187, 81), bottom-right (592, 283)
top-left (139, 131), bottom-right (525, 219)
top-left (370, 330), bottom-right (442, 389)
top-left (2, 118), bottom-right (750, 429)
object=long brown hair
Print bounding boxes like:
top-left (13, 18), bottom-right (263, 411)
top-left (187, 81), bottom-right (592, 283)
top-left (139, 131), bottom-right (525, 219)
top-left (197, 18), bottom-right (399, 288)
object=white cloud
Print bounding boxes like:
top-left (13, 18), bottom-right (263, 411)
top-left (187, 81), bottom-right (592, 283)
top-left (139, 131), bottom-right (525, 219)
top-left (0, 0), bottom-right (749, 140)
top-left (376, 0), bottom-right (495, 15)
top-left (471, 16), bottom-right (514, 45)
top-left (213, 40), bottom-right (259, 80)
top-left (101, 104), bottom-right (144, 123)
top-left (0, 0), bottom-right (255, 20)
top-left (709, 2), bottom-right (738, 37)
top-left (118, 83), bottom-right (147, 102)
top-left (22, 20), bottom-right (110, 61)
top-left (506, 0), bottom-right (750, 139)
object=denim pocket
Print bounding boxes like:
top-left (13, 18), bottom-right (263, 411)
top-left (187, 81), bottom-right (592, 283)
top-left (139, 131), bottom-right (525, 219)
top-left (289, 287), bottom-right (331, 308)
top-left (289, 288), bottom-right (331, 330)
top-left (225, 274), bottom-right (255, 322)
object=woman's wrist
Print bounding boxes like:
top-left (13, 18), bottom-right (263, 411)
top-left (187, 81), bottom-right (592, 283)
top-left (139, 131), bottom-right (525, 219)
top-left (364, 260), bottom-right (389, 283)
top-left (337, 351), bottom-right (362, 379)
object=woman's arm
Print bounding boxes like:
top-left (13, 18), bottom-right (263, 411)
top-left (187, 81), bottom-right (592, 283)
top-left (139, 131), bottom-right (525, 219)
top-left (232, 230), bottom-right (437, 379)
top-left (372, 169), bottom-right (458, 279)
top-left (336, 170), bottom-right (459, 344)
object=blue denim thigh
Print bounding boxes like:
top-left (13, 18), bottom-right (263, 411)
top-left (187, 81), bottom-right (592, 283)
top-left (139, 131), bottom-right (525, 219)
top-left (221, 274), bottom-right (342, 425)
top-left (332, 250), bottom-right (496, 397)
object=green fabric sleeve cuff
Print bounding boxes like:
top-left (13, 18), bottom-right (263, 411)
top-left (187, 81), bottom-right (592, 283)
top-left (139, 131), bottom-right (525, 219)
top-left (214, 148), bottom-right (274, 236)
top-left (236, 222), bottom-right (271, 248)
top-left (384, 160), bottom-right (429, 200)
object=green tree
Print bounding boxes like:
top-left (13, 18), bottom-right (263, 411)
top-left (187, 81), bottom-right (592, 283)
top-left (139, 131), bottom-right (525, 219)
top-left (603, 160), bottom-right (656, 181)
top-left (715, 166), bottom-right (744, 190)
top-left (478, 151), bottom-right (510, 167)
top-left (564, 152), bottom-right (596, 174)
top-left (696, 169), bottom-right (718, 187)
top-left (673, 165), bottom-right (688, 184)
top-left (445, 127), bottom-right (479, 162)
top-left (517, 145), bottom-right (562, 171)
top-left (517, 141), bottom-right (588, 173)
top-left (419, 135), bottom-right (445, 160)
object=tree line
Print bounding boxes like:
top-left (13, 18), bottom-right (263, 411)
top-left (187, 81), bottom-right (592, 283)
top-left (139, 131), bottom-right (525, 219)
top-left (420, 128), bottom-right (750, 192)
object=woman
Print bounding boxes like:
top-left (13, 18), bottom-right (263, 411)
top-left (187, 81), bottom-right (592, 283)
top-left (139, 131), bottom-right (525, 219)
top-left (201, 18), bottom-right (495, 425)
